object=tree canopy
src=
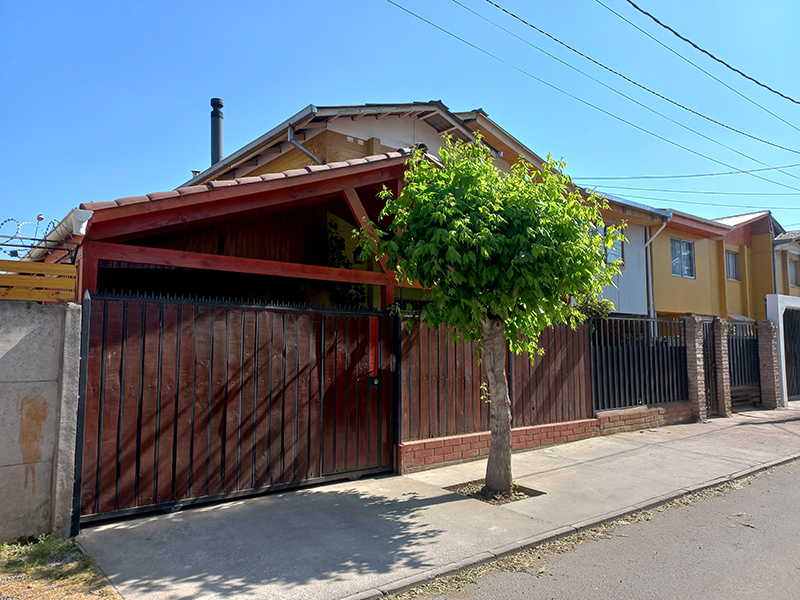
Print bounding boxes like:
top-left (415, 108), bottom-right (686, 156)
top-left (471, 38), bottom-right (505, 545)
top-left (359, 136), bottom-right (621, 353)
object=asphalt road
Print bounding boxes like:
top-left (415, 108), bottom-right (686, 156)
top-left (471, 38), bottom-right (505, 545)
top-left (431, 461), bottom-right (800, 599)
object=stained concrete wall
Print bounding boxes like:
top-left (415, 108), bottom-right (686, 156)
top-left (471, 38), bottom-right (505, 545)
top-left (0, 301), bottom-right (81, 542)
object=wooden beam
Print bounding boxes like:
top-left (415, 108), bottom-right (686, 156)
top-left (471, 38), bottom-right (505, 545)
top-left (78, 246), bottom-right (98, 298)
top-left (0, 259), bottom-right (76, 276)
top-left (83, 241), bottom-right (394, 287)
top-left (89, 163), bottom-right (407, 243)
top-left (342, 187), bottom-right (388, 274)
top-left (381, 283), bottom-right (395, 310)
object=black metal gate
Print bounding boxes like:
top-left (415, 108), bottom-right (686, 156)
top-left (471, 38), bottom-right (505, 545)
top-left (727, 321), bottom-right (761, 407)
top-left (702, 320), bottom-right (718, 415)
top-left (786, 309), bottom-right (800, 401)
top-left (72, 293), bottom-right (394, 531)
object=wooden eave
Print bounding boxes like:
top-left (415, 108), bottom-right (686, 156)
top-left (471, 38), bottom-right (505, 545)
top-left (667, 213), bottom-right (731, 238)
top-left (86, 157), bottom-right (408, 243)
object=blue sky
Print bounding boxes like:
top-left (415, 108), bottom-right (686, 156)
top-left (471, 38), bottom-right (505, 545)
top-left (2, 0), bottom-right (799, 237)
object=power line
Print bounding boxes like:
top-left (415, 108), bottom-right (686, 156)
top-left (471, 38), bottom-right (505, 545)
top-left (594, 0), bottom-right (800, 135)
top-left (385, 0), bottom-right (800, 193)
top-left (479, 0), bottom-right (800, 160)
top-left (591, 191), bottom-right (800, 210)
top-left (588, 185), bottom-right (799, 196)
top-left (573, 162), bottom-right (800, 181)
top-left (623, 0), bottom-right (800, 106)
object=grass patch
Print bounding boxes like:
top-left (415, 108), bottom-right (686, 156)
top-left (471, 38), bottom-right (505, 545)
top-left (1, 535), bottom-right (115, 599)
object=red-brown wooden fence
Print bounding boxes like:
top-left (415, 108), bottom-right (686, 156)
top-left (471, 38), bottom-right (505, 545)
top-left (399, 318), bottom-right (592, 442)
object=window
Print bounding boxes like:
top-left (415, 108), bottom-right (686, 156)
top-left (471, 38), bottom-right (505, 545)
top-left (791, 259), bottom-right (799, 287)
top-left (726, 251), bottom-right (740, 281)
top-left (670, 238), bottom-right (695, 278)
top-left (597, 224), bottom-right (624, 267)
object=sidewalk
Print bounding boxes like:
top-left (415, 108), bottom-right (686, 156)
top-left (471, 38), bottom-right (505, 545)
top-left (78, 405), bottom-right (800, 600)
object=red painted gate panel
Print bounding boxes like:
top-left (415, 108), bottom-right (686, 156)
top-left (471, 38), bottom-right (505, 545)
top-left (78, 296), bottom-right (393, 521)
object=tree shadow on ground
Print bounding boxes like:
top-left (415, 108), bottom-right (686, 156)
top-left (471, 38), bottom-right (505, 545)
top-left (79, 479), bottom-right (458, 599)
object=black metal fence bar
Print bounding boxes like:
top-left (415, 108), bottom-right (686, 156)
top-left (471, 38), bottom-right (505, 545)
top-left (727, 321), bottom-right (760, 388)
top-left (590, 316), bottom-right (688, 411)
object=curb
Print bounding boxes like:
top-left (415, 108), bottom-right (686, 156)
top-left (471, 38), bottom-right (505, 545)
top-left (341, 453), bottom-right (800, 600)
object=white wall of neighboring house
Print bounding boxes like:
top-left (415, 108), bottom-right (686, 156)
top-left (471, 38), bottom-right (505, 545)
top-left (601, 224), bottom-right (648, 315)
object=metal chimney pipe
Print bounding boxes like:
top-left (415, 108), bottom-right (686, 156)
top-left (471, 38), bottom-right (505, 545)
top-left (211, 98), bottom-right (224, 165)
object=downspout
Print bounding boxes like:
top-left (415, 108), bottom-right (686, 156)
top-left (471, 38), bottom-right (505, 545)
top-left (287, 126), bottom-right (323, 165)
top-left (644, 218), bottom-right (669, 318)
top-left (770, 217), bottom-right (778, 294)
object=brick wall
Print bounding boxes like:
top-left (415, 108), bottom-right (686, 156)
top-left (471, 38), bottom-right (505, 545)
top-left (757, 320), bottom-right (781, 409)
top-left (397, 401), bottom-right (693, 473)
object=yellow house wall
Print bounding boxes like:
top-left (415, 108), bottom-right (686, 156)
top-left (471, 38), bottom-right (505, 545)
top-left (723, 242), bottom-right (747, 318)
top-left (776, 251), bottom-right (788, 295)
top-left (652, 230), bottom-right (721, 317)
top-left (786, 250), bottom-right (800, 297)
top-left (750, 233), bottom-right (775, 321)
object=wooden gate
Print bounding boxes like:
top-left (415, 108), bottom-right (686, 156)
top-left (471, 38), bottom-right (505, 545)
top-left (74, 294), bottom-right (393, 524)
top-left (786, 309), bottom-right (800, 401)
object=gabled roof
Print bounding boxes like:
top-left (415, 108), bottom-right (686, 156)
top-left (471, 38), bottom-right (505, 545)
top-left (181, 101), bottom-right (477, 188)
top-left (713, 210), bottom-right (770, 228)
top-left (84, 148), bottom-right (415, 212)
top-left (776, 230), bottom-right (800, 242)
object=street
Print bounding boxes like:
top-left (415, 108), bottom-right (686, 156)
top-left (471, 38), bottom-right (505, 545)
top-left (399, 461), bottom-right (800, 599)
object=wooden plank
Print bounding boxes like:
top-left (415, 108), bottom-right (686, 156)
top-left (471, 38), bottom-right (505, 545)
top-left (345, 317), bottom-right (359, 470)
top-left (0, 274), bottom-right (76, 289)
top-left (399, 320), bottom-right (411, 442)
top-left (307, 313), bottom-right (322, 479)
top-left (455, 334), bottom-right (465, 434)
top-left (268, 311), bottom-right (284, 485)
top-left (137, 302), bottom-right (161, 507)
top-left (322, 315), bottom-right (338, 475)
top-left (296, 311), bottom-right (311, 481)
top-left (239, 309), bottom-right (257, 491)
top-left (334, 315), bottom-right (349, 473)
top-left (84, 241), bottom-right (392, 287)
top-left (117, 301), bottom-right (142, 510)
top-left (192, 304), bottom-right (212, 497)
top-left (155, 303), bottom-right (178, 504)
top-left (282, 311), bottom-right (298, 483)
top-left (222, 309), bottom-right (242, 492)
top-left (428, 323), bottom-right (440, 438)
top-left (379, 315), bottom-right (392, 467)
top-left (80, 300), bottom-right (105, 515)
top-left (207, 306), bottom-right (227, 495)
top-left (173, 304), bottom-right (195, 500)
top-left (97, 300), bottom-right (123, 514)
top-left (356, 317), bottom-right (370, 468)
top-left (408, 318), bottom-right (420, 441)
top-left (0, 288), bottom-right (75, 302)
top-left (254, 310), bottom-right (271, 487)
top-left (0, 259), bottom-right (76, 276)
top-left (447, 327), bottom-right (456, 437)
top-left (419, 322), bottom-right (430, 440)
top-left (367, 318), bottom-right (380, 468)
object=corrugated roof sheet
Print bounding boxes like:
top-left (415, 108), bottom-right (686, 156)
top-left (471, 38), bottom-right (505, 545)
top-left (713, 211), bottom-right (770, 227)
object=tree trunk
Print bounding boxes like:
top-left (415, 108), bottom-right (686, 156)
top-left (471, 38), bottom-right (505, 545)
top-left (481, 315), bottom-right (512, 495)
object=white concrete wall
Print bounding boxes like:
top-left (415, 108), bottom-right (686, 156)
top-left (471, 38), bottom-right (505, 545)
top-left (0, 301), bottom-right (81, 542)
top-left (601, 224), bottom-right (648, 315)
top-left (766, 294), bottom-right (800, 406)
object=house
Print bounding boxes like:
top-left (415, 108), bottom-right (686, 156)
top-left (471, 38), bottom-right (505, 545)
top-left (650, 209), bottom-right (786, 322)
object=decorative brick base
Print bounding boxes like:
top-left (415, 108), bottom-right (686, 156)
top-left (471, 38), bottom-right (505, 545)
top-left (396, 402), bottom-right (693, 474)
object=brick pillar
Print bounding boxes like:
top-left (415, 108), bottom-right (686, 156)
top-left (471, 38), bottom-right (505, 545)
top-left (683, 314), bottom-right (707, 421)
top-left (713, 317), bottom-right (732, 417)
top-left (757, 320), bottom-right (782, 409)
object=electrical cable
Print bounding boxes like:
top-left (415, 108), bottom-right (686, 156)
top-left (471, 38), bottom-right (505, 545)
top-left (573, 163), bottom-right (800, 181)
top-left (479, 0), bottom-right (800, 161)
top-left (590, 191), bottom-right (800, 210)
top-left (594, 0), bottom-right (800, 134)
top-left (588, 186), bottom-right (799, 196)
top-left (623, 0), bottom-right (800, 106)
top-left (385, 0), bottom-right (800, 193)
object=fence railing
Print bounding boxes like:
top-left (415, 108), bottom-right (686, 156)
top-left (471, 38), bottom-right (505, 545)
top-left (0, 259), bottom-right (77, 303)
top-left (727, 321), bottom-right (760, 388)
top-left (590, 316), bottom-right (688, 411)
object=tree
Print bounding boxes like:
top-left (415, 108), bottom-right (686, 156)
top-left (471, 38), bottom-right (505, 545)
top-left (357, 136), bottom-right (621, 495)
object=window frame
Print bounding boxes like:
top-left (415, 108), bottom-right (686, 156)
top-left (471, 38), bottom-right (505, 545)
top-left (726, 250), bottom-right (740, 281)
top-left (670, 237), bottom-right (695, 279)
top-left (790, 258), bottom-right (799, 287)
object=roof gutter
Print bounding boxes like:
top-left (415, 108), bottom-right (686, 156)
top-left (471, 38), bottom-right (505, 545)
top-left (24, 208), bottom-right (93, 261)
top-left (644, 217), bottom-right (670, 249)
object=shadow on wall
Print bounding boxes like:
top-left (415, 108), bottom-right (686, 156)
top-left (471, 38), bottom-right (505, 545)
top-left (79, 482), bottom-right (453, 599)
